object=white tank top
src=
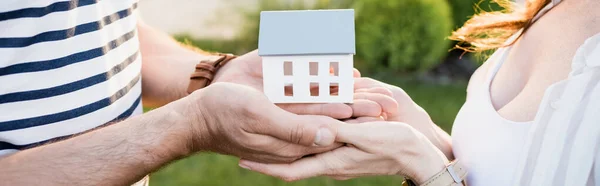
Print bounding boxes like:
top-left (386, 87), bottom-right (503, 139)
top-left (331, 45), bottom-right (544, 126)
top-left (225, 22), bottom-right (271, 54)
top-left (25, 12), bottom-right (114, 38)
top-left (452, 3), bottom-right (556, 184)
top-left (452, 46), bottom-right (532, 186)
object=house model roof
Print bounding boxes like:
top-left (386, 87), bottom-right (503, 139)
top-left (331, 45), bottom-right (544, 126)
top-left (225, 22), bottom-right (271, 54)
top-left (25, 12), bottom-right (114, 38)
top-left (258, 9), bottom-right (355, 56)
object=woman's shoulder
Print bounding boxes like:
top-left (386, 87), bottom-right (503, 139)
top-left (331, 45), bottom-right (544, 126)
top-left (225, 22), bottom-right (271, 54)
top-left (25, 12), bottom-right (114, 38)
top-left (569, 32), bottom-right (600, 76)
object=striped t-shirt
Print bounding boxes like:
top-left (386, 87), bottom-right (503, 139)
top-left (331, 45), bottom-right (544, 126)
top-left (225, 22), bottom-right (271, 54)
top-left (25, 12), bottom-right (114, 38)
top-left (0, 0), bottom-right (143, 156)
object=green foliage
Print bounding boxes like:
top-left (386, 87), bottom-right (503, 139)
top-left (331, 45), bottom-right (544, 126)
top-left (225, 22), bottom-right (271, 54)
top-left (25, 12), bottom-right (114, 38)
top-left (354, 0), bottom-right (453, 73)
top-left (174, 34), bottom-right (241, 54)
top-left (179, 0), bottom-right (455, 73)
top-left (176, 0), bottom-right (354, 55)
top-left (446, 0), bottom-right (503, 65)
top-left (448, 0), bottom-right (502, 29)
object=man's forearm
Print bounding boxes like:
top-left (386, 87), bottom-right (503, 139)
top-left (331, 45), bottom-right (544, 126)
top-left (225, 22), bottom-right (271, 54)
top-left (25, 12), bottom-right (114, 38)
top-left (0, 100), bottom-right (194, 186)
top-left (137, 21), bottom-right (221, 107)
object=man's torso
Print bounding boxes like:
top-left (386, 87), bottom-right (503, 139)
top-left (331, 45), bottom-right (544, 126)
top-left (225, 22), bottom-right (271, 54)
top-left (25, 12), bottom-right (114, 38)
top-left (0, 0), bottom-right (143, 156)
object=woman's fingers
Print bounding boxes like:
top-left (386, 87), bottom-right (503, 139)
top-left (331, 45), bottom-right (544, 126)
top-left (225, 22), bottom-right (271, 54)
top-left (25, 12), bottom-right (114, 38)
top-left (278, 91), bottom-right (396, 120)
top-left (349, 100), bottom-right (383, 117)
top-left (239, 156), bottom-right (329, 182)
top-left (353, 92), bottom-right (399, 118)
top-left (345, 117), bottom-right (385, 123)
top-left (355, 87), bottom-right (393, 97)
top-left (353, 68), bottom-right (361, 77)
top-left (239, 147), bottom-right (369, 182)
top-left (354, 77), bottom-right (385, 90)
top-left (242, 135), bottom-right (343, 163)
top-left (329, 176), bottom-right (354, 181)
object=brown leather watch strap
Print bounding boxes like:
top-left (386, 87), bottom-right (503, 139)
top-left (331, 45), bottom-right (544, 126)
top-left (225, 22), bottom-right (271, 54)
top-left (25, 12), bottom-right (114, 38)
top-left (187, 54), bottom-right (237, 94)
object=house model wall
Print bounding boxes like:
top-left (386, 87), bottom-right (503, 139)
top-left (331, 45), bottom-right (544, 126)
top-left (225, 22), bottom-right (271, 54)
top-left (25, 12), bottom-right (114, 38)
top-left (258, 9), bottom-right (356, 103)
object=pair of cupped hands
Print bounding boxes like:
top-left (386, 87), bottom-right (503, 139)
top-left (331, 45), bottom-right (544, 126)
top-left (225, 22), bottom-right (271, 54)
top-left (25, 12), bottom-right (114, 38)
top-left (176, 51), bottom-right (449, 184)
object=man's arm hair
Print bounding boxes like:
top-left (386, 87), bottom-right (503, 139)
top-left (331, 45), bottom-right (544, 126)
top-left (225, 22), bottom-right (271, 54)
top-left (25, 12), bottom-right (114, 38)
top-left (0, 101), bottom-right (193, 186)
top-left (137, 19), bottom-right (221, 108)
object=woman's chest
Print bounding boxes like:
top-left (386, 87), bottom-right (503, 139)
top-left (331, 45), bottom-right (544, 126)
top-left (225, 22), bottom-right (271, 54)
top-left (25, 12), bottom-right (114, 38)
top-left (489, 3), bottom-right (600, 122)
top-left (490, 31), bottom-right (583, 122)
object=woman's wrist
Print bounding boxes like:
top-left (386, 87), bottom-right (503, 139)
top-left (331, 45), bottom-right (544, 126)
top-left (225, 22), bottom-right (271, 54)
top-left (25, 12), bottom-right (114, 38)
top-left (412, 150), bottom-right (449, 184)
top-left (421, 126), bottom-right (454, 160)
top-left (406, 135), bottom-right (451, 184)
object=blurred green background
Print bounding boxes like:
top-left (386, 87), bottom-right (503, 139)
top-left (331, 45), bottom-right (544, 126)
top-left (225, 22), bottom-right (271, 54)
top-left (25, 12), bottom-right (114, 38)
top-left (147, 0), bottom-right (501, 185)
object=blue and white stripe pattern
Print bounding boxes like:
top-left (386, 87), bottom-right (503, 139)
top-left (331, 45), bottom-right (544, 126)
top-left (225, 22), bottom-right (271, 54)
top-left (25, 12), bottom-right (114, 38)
top-left (0, 0), bottom-right (143, 156)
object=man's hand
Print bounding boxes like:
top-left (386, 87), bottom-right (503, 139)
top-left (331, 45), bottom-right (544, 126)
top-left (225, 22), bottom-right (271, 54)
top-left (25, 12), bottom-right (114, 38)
top-left (183, 82), bottom-right (343, 163)
top-left (212, 51), bottom-right (264, 92)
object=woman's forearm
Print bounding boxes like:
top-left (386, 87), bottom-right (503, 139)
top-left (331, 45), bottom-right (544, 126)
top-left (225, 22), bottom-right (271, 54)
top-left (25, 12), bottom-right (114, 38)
top-left (382, 82), bottom-right (454, 159)
top-left (431, 124), bottom-right (454, 160)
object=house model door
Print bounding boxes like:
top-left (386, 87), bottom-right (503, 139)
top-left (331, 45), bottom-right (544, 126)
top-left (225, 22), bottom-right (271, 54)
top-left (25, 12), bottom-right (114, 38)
top-left (258, 9), bottom-right (356, 103)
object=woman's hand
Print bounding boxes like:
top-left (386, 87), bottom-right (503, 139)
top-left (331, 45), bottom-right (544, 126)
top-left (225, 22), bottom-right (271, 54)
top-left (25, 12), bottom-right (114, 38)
top-left (353, 78), bottom-right (434, 127)
top-left (353, 78), bottom-right (453, 159)
top-left (238, 121), bottom-right (449, 184)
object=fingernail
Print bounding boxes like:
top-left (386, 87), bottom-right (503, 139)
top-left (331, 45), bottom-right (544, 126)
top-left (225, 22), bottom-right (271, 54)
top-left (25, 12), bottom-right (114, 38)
top-left (239, 162), bottom-right (252, 170)
top-left (314, 128), bottom-right (334, 146)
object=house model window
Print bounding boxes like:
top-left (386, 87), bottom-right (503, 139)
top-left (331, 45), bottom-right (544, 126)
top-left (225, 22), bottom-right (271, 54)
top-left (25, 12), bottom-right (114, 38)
top-left (258, 9), bottom-right (356, 103)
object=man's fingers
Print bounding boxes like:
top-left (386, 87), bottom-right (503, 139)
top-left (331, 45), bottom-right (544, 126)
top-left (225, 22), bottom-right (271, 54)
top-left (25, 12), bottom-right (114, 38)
top-left (239, 156), bottom-right (329, 182)
top-left (278, 103), bottom-right (352, 119)
top-left (331, 122), bottom-right (367, 145)
top-left (240, 153), bottom-right (297, 164)
top-left (264, 114), bottom-right (341, 147)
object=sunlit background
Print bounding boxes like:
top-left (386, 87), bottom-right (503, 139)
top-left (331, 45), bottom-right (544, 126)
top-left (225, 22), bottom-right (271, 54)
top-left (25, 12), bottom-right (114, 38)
top-left (138, 0), bottom-right (500, 185)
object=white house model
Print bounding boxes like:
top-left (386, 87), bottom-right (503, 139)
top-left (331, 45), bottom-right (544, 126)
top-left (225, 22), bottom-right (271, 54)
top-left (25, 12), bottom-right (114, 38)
top-left (258, 9), bottom-right (356, 103)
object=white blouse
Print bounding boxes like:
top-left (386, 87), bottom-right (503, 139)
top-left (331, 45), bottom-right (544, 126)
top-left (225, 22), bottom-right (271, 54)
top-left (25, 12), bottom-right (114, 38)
top-left (512, 32), bottom-right (600, 186)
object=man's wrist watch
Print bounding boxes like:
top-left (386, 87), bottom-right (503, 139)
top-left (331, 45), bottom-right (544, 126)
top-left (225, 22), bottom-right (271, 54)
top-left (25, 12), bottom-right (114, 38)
top-left (186, 53), bottom-right (237, 94)
top-left (402, 160), bottom-right (468, 186)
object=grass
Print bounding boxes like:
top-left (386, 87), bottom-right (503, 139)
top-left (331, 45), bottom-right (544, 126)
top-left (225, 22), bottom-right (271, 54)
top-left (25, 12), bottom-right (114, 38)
top-left (149, 74), bottom-right (467, 186)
